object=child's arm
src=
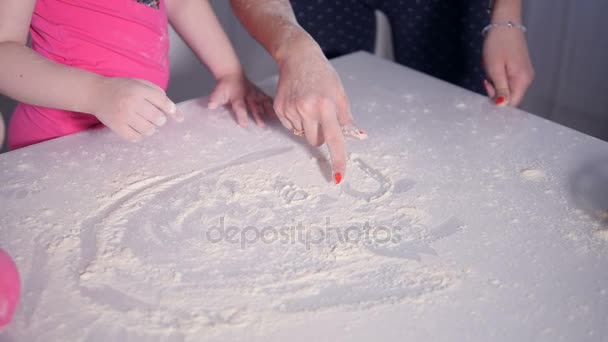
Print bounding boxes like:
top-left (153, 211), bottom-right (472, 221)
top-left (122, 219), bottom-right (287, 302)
top-left (0, 0), bottom-right (181, 142)
top-left (166, 0), bottom-right (272, 128)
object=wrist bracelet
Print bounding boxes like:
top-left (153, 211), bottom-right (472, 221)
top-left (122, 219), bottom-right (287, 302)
top-left (482, 21), bottom-right (527, 36)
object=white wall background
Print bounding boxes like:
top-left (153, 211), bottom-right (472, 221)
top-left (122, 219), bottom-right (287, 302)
top-left (1, 0), bottom-right (606, 152)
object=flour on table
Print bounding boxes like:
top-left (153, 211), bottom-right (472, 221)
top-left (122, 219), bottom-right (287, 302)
top-left (593, 229), bottom-right (608, 241)
top-left (3, 141), bottom-right (467, 340)
top-left (520, 168), bottom-right (546, 181)
top-left (2, 57), bottom-right (608, 341)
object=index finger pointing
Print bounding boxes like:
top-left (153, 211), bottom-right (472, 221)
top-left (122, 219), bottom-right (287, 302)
top-left (319, 104), bottom-right (347, 184)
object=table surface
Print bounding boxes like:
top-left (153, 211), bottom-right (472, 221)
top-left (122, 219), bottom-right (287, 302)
top-left (1, 52), bottom-right (607, 342)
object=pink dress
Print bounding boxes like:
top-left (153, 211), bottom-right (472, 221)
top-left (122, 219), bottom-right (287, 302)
top-left (8, 0), bottom-right (170, 150)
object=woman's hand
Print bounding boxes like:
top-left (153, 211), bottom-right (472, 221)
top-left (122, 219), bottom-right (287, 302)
top-left (482, 26), bottom-right (535, 107)
top-left (274, 42), bottom-right (364, 184)
top-left (229, 0), bottom-right (366, 183)
top-left (89, 77), bottom-right (182, 142)
top-left (208, 72), bottom-right (274, 128)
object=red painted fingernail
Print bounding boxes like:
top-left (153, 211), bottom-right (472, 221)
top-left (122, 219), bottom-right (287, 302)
top-left (359, 129), bottom-right (366, 135)
top-left (496, 96), bottom-right (506, 105)
top-left (334, 172), bottom-right (343, 185)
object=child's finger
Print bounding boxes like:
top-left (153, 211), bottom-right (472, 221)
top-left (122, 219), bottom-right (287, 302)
top-left (138, 101), bottom-right (167, 127)
top-left (232, 99), bottom-right (249, 127)
top-left (128, 115), bottom-right (157, 137)
top-left (246, 96), bottom-right (265, 128)
top-left (144, 89), bottom-right (182, 122)
top-left (114, 123), bottom-right (142, 143)
top-left (134, 79), bottom-right (182, 121)
top-left (263, 99), bottom-right (276, 119)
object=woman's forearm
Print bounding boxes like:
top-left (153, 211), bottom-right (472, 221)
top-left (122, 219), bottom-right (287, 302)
top-left (229, 0), bottom-right (357, 178)
top-left (229, 0), bottom-right (322, 65)
top-left (491, 0), bottom-right (523, 23)
top-left (0, 42), bottom-right (102, 113)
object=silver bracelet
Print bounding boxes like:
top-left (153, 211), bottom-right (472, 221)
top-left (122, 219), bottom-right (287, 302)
top-left (482, 21), bottom-right (527, 36)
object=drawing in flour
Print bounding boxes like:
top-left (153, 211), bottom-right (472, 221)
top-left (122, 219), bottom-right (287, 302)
top-left (274, 179), bottom-right (309, 204)
top-left (393, 178), bottom-right (416, 194)
top-left (67, 148), bottom-right (466, 337)
top-left (343, 157), bottom-right (392, 202)
top-left (365, 217), bottom-right (465, 261)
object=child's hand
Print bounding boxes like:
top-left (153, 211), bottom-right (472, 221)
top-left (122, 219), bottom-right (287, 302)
top-left (90, 77), bottom-right (183, 142)
top-left (207, 73), bottom-right (274, 128)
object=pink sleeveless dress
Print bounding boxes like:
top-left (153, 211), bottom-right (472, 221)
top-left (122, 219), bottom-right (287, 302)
top-left (8, 0), bottom-right (170, 150)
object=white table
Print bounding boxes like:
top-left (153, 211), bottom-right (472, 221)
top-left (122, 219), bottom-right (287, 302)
top-left (1, 52), bottom-right (607, 342)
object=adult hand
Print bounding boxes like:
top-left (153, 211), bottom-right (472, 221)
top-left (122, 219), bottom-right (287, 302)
top-left (483, 26), bottom-right (535, 107)
top-left (274, 43), bottom-right (364, 184)
top-left (90, 77), bottom-right (183, 142)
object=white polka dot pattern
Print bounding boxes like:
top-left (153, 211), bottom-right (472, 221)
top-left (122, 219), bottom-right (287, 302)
top-left (291, 0), bottom-right (489, 94)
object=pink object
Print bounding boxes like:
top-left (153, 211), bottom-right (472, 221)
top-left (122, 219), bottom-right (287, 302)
top-left (0, 114), bottom-right (5, 146)
top-left (8, 0), bottom-right (170, 150)
top-left (0, 249), bottom-right (20, 330)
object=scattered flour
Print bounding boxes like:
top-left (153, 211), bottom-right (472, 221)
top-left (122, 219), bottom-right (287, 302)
top-left (2, 92), bottom-right (603, 342)
top-left (520, 168), bottom-right (546, 181)
top-left (3, 146), bottom-right (466, 341)
top-left (593, 229), bottom-right (608, 241)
